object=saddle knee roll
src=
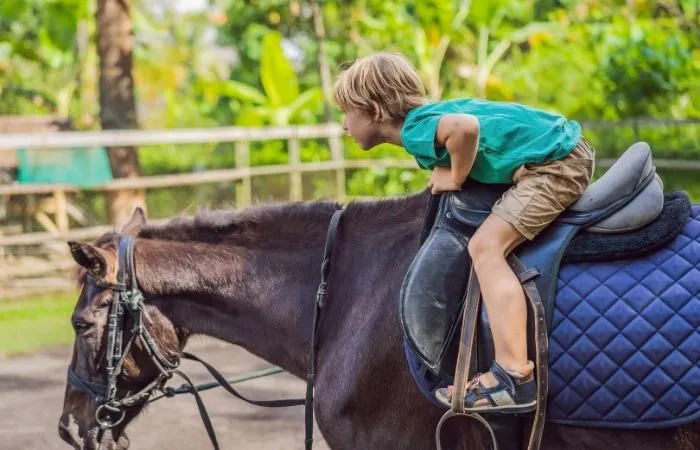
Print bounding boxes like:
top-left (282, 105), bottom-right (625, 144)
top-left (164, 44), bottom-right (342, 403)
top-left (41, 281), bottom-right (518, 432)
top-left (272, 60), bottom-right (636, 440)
top-left (400, 227), bottom-right (470, 377)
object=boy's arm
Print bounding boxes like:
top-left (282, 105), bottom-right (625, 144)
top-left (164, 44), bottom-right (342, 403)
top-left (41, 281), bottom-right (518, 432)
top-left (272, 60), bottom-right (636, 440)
top-left (436, 114), bottom-right (480, 186)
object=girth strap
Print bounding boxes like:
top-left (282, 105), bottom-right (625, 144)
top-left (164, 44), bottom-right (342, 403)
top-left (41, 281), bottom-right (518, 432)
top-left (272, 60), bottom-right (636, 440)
top-left (436, 254), bottom-right (548, 450)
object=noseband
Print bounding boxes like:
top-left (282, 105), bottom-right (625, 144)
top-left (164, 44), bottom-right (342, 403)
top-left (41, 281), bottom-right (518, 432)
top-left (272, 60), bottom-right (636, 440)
top-left (68, 235), bottom-right (179, 429)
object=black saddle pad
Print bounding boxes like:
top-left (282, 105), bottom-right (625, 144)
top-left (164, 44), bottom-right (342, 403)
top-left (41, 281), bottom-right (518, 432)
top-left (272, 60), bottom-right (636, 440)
top-left (563, 191), bottom-right (690, 263)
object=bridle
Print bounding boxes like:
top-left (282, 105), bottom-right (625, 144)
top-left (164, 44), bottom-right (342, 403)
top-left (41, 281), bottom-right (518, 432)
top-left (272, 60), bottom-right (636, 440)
top-left (65, 211), bottom-right (345, 450)
top-left (68, 235), bottom-right (180, 429)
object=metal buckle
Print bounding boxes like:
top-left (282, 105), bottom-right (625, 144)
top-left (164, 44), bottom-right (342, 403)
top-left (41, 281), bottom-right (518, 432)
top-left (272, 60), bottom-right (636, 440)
top-left (95, 403), bottom-right (126, 429)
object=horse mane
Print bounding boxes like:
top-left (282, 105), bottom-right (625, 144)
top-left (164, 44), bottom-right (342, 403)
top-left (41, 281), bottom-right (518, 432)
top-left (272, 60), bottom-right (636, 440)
top-left (72, 190), bottom-right (429, 286)
top-left (136, 190), bottom-right (428, 245)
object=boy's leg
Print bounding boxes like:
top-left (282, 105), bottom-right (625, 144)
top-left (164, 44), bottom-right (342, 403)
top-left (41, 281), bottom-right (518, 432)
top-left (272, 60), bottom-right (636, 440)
top-left (467, 214), bottom-right (530, 394)
top-left (440, 214), bottom-right (530, 408)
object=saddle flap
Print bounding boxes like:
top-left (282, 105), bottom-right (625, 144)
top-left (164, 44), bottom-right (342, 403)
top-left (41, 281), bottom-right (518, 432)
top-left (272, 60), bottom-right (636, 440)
top-left (448, 180), bottom-right (509, 227)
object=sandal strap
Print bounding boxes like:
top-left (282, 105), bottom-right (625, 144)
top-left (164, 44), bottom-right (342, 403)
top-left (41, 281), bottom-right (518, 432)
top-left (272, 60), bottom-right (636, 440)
top-left (490, 361), bottom-right (517, 394)
top-left (461, 362), bottom-right (529, 409)
top-left (463, 377), bottom-right (517, 408)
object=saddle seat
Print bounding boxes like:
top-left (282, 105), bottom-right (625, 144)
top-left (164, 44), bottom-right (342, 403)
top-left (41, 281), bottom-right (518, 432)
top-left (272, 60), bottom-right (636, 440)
top-left (449, 141), bottom-right (663, 234)
top-left (400, 142), bottom-right (672, 379)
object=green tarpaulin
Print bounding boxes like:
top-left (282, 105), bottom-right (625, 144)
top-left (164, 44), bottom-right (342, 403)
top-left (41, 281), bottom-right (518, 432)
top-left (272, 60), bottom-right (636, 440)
top-left (16, 147), bottom-right (113, 187)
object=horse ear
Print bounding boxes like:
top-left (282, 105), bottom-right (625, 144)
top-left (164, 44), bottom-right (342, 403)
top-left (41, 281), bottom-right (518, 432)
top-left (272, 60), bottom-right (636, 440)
top-left (121, 207), bottom-right (147, 236)
top-left (68, 241), bottom-right (108, 278)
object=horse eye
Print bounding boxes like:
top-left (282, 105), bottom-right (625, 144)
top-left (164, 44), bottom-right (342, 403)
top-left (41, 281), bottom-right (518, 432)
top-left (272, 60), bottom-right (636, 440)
top-left (72, 320), bottom-right (92, 334)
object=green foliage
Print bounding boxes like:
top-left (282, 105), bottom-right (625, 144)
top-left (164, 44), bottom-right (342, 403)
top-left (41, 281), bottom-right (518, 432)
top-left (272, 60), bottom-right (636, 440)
top-left (261, 32), bottom-right (299, 105)
top-left (1, 0), bottom-right (699, 203)
top-left (594, 18), bottom-right (697, 117)
top-left (222, 31), bottom-right (323, 125)
top-left (0, 0), bottom-right (88, 116)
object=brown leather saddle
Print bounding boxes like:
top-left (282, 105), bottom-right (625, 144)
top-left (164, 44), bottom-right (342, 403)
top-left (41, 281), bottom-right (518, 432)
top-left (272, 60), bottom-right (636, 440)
top-left (400, 142), bottom-right (665, 449)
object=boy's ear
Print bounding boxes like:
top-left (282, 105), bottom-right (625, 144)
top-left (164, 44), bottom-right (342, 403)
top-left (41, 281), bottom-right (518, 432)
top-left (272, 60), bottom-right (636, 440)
top-left (371, 101), bottom-right (382, 122)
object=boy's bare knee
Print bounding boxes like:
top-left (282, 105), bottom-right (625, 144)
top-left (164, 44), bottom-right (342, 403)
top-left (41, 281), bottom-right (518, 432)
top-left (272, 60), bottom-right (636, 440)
top-left (468, 232), bottom-right (507, 263)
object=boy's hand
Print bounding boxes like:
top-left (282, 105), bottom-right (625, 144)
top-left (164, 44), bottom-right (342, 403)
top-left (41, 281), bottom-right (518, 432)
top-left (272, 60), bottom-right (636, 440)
top-left (428, 167), bottom-right (462, 195)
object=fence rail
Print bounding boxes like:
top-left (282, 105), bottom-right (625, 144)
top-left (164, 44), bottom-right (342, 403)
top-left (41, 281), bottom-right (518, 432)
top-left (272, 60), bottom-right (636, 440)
top-left (0, 124), bottom-right (352, 244)
top-left (1, 121), bottom-right (699, 297)
top-left (0, 123), bottom-right (345, 151)
top-left (1, 118), bottom-right (697, 151)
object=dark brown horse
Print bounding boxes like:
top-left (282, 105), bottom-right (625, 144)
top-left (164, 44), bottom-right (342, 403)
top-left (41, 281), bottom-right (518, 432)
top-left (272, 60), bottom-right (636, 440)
top-left (58, 193), bottom-right (700, 449)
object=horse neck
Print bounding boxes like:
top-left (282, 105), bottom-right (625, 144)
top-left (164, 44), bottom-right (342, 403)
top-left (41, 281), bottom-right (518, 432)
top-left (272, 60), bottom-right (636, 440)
top-left (133, 195), bottom-right (427, 379)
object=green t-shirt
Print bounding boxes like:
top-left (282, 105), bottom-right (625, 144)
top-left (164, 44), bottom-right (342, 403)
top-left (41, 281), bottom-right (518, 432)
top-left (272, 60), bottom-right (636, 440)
top-left (400, 99), bottom-right (581, 184)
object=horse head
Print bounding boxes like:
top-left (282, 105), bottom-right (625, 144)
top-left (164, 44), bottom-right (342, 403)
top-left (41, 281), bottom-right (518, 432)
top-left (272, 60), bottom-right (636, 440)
top-left (58, 208), bottom-right (185, 450)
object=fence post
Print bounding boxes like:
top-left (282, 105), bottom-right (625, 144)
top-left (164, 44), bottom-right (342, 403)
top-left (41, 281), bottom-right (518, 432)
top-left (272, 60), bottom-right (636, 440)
top-left (54, 189), bottom-right (69, 232)
top-left (288, 138), bottom-right (303, 201)
top-left (329, 133), bottom-right (345, 200)
top-left (235, 141), bottom-right (252, 207)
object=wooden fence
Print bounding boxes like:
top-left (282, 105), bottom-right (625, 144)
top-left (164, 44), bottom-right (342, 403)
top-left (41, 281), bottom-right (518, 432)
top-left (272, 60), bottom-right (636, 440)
top-left (1, 120), bottom-right (699, 297)
top-left (0, 124), bottom-right (417, 296)
top-left (0, 123), bottom-right (416, 247)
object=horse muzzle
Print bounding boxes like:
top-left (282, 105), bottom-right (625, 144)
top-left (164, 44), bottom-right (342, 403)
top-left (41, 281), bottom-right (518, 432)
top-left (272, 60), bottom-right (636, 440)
top-left (59, 413), bottom-right (130, 450)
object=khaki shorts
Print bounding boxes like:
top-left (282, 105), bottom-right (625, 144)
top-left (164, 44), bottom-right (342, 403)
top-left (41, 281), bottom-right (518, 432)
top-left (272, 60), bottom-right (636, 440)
top-left (492, 138), bottom-right (595, 240)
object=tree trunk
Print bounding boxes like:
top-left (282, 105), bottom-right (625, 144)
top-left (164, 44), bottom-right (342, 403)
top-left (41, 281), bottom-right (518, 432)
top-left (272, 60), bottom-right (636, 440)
top-left (96, 0), bottom-right (146, 225)
top-left (311, 0), bottom-right (333, 122)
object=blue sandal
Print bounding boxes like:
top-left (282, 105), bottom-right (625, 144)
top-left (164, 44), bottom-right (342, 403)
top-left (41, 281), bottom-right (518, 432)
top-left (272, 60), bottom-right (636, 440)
top-left (435, 361), bottom-right (536, 414)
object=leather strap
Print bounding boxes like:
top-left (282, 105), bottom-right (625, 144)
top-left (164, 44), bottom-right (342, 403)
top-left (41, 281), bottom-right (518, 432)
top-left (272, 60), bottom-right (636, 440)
top-left (420, 193), bottom-right (443, 245)
top-left (305, 209), bottom-right (344, 450)
top-left (169, 369), bottom-right (221, 450)
top-left (451, 266), bottom-right (481, 414)
top-left (183, 352), bottom-right (306, 408)
top-left (436, 254), bottom-right (548, 450)
top-left (508, 255), bottom-right (548, 450)
top-left (436, 264), bottom-right (498, 449)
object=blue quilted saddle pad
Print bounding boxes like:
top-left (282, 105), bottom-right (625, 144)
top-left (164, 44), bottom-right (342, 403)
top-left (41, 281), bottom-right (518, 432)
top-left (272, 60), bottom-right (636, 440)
top-left (403, 205), bottom-right (700, 429)
top-left (548, 205), bottom-right (700, 428)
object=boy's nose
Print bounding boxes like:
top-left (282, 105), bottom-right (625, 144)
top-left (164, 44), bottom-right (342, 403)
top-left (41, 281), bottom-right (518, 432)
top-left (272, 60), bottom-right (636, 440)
top-left (342, 119), bottom-right (348, 131)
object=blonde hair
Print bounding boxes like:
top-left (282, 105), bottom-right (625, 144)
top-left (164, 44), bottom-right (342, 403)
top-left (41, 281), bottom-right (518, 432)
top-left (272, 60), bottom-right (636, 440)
top-left (333, 52), bottom-right (426, 122)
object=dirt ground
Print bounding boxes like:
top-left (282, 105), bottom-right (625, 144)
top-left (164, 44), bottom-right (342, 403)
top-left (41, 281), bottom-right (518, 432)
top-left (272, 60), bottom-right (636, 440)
top-left (0, 338), bottom-right (329, 450)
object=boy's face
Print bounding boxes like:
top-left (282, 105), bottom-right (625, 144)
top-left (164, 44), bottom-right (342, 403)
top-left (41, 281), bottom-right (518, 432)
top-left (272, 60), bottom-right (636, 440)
top-left (342, 109), bottom-right (383, 150)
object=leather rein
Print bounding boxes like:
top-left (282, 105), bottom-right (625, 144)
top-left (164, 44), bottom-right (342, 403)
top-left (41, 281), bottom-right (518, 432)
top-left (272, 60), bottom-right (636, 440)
top-left (67, 209), bottom-right (344, 450)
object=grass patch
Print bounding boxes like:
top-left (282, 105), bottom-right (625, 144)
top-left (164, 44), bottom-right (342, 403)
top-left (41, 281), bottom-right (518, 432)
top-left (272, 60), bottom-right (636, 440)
top-left (0, 291), bottom-right (77, 356)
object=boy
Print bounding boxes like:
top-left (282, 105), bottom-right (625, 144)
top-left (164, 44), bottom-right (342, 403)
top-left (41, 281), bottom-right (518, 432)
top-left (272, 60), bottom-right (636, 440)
top-left (333, 52), bottom-right (594, 413)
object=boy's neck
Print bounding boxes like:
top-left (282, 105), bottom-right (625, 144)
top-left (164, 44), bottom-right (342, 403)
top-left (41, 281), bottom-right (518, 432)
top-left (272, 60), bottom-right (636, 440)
top-left (378, 119), bottom-right (404, 147)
